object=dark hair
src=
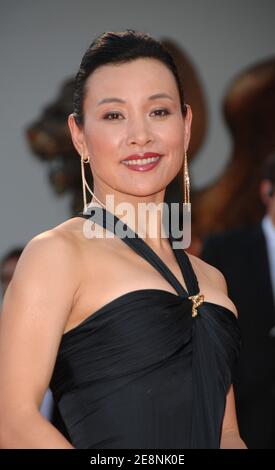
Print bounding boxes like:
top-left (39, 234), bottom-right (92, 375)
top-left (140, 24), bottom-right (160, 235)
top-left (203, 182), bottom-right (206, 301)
top-left (262, 153), bottom-right (275, 186)
top-left (1, 247), bottom-right (23, 267)
top-left (73, 30), bottom-right (187, 126)
top-left (0, 247), bottom-right (24, 283)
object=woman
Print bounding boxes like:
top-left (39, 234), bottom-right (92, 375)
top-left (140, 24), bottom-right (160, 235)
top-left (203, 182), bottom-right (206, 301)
top-left (0, 30), bottom-right (246, 449)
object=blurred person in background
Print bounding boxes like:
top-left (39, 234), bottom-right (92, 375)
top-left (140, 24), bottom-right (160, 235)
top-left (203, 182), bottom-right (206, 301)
top-left (0, 249), bottom-right (23, 297)
top-left (202, 153), bottom-right (275, 448)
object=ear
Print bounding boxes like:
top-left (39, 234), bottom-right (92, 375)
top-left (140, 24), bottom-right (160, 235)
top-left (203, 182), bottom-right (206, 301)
top-left (67, 113), bottom-right (88, 157)
top-left (183, 104), bottom-right (193, 152)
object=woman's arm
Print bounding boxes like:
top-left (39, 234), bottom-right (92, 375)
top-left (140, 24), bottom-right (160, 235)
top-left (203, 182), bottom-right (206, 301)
top-left (190, 254), bottom-right (247, 448)
top-left (206, 263), bottom-right (247, 448)
top-left (0, 230), bottom-right (80, 448)
top-left (220, 385), bottom-right (247, 449)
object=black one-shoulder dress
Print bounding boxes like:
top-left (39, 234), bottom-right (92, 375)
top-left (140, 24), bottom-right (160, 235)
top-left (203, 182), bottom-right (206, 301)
top-left (50, 207), bottom-right (241, 449)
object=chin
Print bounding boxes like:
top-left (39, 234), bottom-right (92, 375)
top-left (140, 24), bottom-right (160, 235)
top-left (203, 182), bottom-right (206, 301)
top-left (118, 182), bottom-right (168, 198)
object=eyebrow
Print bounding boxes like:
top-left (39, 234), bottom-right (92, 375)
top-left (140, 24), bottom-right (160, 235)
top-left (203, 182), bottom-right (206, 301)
top-left (96, 93), bottom-right (174, 106)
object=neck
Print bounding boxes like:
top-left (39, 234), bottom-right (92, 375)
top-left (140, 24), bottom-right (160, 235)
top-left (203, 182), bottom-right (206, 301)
top-left (89, 185), bottom-right (170, 249)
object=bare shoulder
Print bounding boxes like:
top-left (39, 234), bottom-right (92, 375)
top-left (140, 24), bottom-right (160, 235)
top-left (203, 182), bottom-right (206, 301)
top-left (6, 219), bottom-right (84, 319)
top-left (0, 221), bottom-right (84, 359)
top-left (187, 252), bottom-right (227, 291)
top-left (19, 214), bottom-right (90, 263)
top-left (17, 214), bottom-right (113, 283)
top-left (0, 221), bottom-right (85, 416)
top-left (17, 222), bottom-right (79, 275)
top-left (185, 251), bottom-right (238, 318)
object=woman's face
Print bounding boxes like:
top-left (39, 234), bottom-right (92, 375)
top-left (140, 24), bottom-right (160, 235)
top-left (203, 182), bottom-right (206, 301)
top-left (70, 57), bottom-right (192, 198)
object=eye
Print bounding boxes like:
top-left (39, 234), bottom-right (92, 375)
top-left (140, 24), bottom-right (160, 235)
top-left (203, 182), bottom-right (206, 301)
top-left (103, 112), bottom-right (124, 120)
top-left (150, 108), bottom-right (171, 118)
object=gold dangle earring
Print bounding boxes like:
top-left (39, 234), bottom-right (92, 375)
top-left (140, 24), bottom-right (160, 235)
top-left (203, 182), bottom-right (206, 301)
top-left (179, 151), bottom-right (191, 249)
top-left (183, 151), bottom-right (191, 210)
top-left (80, 153), bottom-right (106, 213)
top-left (183, 151), bottom-right (204, 314)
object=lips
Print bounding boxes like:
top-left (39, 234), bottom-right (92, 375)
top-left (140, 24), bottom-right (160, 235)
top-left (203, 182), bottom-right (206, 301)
top-left (121, 152), bottom-right (162, 172)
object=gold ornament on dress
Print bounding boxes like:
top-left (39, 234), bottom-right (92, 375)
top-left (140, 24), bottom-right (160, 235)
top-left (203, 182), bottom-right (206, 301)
top-left (188, 293), bottom-right (204, 317)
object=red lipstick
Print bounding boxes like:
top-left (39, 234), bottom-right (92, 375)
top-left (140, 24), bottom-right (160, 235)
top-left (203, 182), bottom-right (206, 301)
top-left (121, 153), bottom-right (162, 172)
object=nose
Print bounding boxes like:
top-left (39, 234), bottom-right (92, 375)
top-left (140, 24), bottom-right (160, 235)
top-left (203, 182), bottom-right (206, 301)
top-left (126, 116), bottom-right (153, 146)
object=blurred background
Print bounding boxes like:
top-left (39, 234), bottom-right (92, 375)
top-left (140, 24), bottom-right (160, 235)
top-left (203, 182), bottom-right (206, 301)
top-left (1, 0), bottom-right (275, 254)
top-left (1, 0), bottom-right (275, 449)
